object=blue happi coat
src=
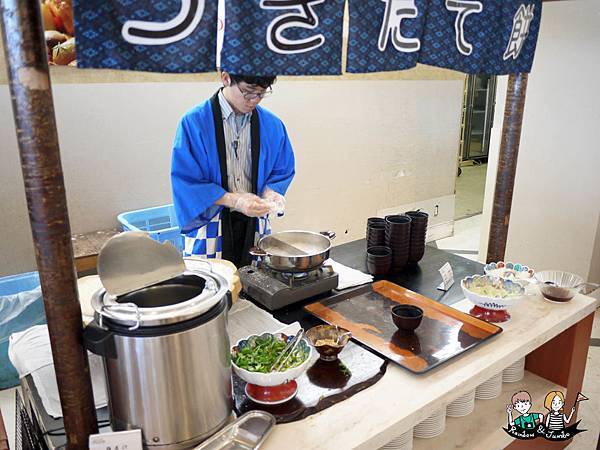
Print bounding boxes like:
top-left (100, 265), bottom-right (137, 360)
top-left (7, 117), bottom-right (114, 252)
top-left (171, 97), bottom-right (295, 258)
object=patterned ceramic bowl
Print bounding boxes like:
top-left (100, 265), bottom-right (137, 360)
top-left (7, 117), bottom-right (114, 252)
top-left (231, 332), bottom-right (312, 387)
top-left (305, 325), bottom-right (352, 361)
top-left (461, 275), bottom-right (527, 310)
top-left (484, 261), bottom-right (534, 281)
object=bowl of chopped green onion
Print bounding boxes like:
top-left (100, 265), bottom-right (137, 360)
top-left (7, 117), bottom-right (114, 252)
top-left (231, 332), bottom-right (312, 387)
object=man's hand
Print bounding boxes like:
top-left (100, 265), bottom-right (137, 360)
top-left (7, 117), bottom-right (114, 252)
top-left (231, 193), bottom-right (271, 217)
top-left (262, 187), bottom-right (286, 216)
top-left (507, 404), bottom-right (513, 413)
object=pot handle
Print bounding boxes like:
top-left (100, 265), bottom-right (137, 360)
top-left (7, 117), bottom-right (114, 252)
top-left (320, 231), bottom-right (336, 240)
top-left (83, 322), bottom-right (117, 359)
top-left (249, 246), bottom-right (267, 257)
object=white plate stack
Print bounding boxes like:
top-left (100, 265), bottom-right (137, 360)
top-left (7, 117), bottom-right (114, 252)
top-left (380, 429), bottom-right (413, 450)
top-left (475, 372), bottom-right (503, 400)
top-left (503, 358), bottom-right (526, 383)
top-left (413, 408), bottom-right (446, 439)
top-left (446, 389), bottom-right (476, 417)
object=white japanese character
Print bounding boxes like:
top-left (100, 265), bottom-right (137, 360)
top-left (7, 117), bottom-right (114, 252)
top-left (445, 0), bottom-right (483, 56)
top-left (378, 0), bottom-right (421, 53)
top-left (260, 0), bottom-right (326, 54)
top-left (503, 4), bottom-right (535, 60)
top-left (122, 0), bottom-right (205, 46)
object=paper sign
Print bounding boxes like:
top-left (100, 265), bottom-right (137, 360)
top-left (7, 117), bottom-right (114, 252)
top-left (89, 429), bottom-right (143, 450)
top-left (437, 262), bottom-right (454, 291)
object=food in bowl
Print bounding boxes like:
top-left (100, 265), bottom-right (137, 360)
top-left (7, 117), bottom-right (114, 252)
top-left (306, 325), bottom-right (351, 361)
top-left (461, 275), bottom-right (527, 311)
top-left (465, 276), bottom-right (524, 298)
top-left (232, 333), bottom-right (309, 373)
top-left (231, 333), bottom-right (312, 387)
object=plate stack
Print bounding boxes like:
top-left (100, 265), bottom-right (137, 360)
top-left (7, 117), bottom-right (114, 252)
top-left (405, 211), bottom-right (428, 264)
top-left (503, 358), bottom-right (526, 383)
top-left (385, 215), bottom-right (412, 272)
top-left (380, 429), bottom-right (413, 450)
top-left (413, 408), bottom-right (446, 439)
top-left (446, 389), bottom-right (476, 417)
top-left (475, 372), bottom-right (503, 400)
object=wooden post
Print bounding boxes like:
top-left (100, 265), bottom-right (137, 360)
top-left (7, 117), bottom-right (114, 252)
top-left (487, 73), bottom-right (529, 263)
top-left (0, 0), bottom-right (98, 448)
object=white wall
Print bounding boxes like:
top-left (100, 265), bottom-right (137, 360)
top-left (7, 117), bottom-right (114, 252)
top-left (1, 78), bottom-right (463, 276)
top-left (479, 0), bottom-right (600, 280)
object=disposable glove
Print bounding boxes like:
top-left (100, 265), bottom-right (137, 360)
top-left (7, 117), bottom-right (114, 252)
top-left (229, 193), bottom-right (271, 217)
top-left (261, 188), bottom-right (286, 216)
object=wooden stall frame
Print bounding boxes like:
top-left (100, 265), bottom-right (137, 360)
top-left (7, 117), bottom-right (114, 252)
top-left (0, 0), bottom-right (98, 448)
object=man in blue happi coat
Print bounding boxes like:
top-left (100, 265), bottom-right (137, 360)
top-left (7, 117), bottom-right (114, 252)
top-left (171, 72), bottom-right (296, 267)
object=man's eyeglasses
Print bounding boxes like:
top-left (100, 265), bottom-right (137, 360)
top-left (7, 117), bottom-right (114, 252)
top-left (236, 84), bottom-right (273, 101)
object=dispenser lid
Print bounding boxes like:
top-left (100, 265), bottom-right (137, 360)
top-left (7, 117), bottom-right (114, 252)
top-left (97, 232), bottom-right (185, 296)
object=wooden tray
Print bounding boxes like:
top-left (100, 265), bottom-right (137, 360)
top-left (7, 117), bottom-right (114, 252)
top-left (305, 280), bottom-right (502, 374)
top-left (233, 341), bottom-right (387, 423)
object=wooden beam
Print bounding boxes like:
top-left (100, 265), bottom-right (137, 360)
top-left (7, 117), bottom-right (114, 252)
top-left (487, 73), bottom-right (529, 263)
top-left (0, 0), bottom-right (98, 448)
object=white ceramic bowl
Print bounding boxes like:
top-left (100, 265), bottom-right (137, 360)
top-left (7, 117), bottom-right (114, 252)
top-left (231, 332), bottom-right (313, 387)
top-left (461, 275), bottom-right (527, 310)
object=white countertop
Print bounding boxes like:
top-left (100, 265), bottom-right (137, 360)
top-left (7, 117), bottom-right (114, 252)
top-left (261, 293), bottom-right (598, 450)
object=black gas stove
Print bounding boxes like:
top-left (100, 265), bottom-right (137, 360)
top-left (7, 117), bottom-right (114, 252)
top-left (238, 264), bottom-right (339, 311)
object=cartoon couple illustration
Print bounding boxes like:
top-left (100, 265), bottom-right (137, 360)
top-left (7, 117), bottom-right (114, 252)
top-left (507, 390), bottom-right (577, 431)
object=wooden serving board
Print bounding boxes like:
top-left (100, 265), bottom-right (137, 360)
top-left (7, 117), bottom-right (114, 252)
top-left (233, 341), bottom-right (387, 423)
top-left (305, 280), bottom-right (502, 374)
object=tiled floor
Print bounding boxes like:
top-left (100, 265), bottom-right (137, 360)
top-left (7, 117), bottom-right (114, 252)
top-left (434, 214), bottom-right (483, 262)
top-left (455, 163), bottom-right (487, 220)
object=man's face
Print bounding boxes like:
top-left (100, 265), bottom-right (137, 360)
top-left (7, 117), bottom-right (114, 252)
top-left (222, 74), bottom-right (268, 114)
top-left (515, 400), bottom-right (531, 414)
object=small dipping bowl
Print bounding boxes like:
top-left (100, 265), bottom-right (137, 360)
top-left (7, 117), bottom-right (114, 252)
top-left (534, 270), bottom-right (585, 303)
top-left (391, 305), bottom-right (423, 333)
top-left (305, 325), bottom-right (352, 361)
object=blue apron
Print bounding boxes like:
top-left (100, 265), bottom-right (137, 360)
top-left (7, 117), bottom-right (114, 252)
top-left (183, 215), bottom-right (271, 259)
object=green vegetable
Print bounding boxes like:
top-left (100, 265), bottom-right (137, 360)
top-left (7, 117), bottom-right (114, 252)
top-left (233, 335), bottom-right (308, 373)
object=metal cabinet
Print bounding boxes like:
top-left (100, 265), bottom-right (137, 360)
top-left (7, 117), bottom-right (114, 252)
top-left (460, 75), bottom-right (497, 162)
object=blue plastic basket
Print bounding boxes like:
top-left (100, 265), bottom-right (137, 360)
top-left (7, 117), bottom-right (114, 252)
top-left (117, 204), bottom-right (184, 252)
top-left (0, 271), bottom-right (46, 389)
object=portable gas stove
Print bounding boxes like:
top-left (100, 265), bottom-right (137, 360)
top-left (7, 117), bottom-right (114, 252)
top-left (238, 264), bottom-right (339, 310)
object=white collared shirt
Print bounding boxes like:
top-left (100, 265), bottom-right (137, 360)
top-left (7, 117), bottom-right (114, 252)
top-left (218, 90), bottom-right (253, 193)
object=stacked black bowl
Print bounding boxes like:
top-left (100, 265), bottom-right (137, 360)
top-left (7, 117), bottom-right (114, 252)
top-left (385, 215), bottom-right (412, 272)
top-left (406, 211), bottom-right (428, 264)
top-left (366, 217), bottom-right (387, 248)
top-left (366, 246), bottom-right (392, 276)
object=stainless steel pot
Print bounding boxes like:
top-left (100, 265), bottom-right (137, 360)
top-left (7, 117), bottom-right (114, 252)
top-left (84, 270), bottom-right (232, 450)
top-left (249, 230), bottom-right (336, 272)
